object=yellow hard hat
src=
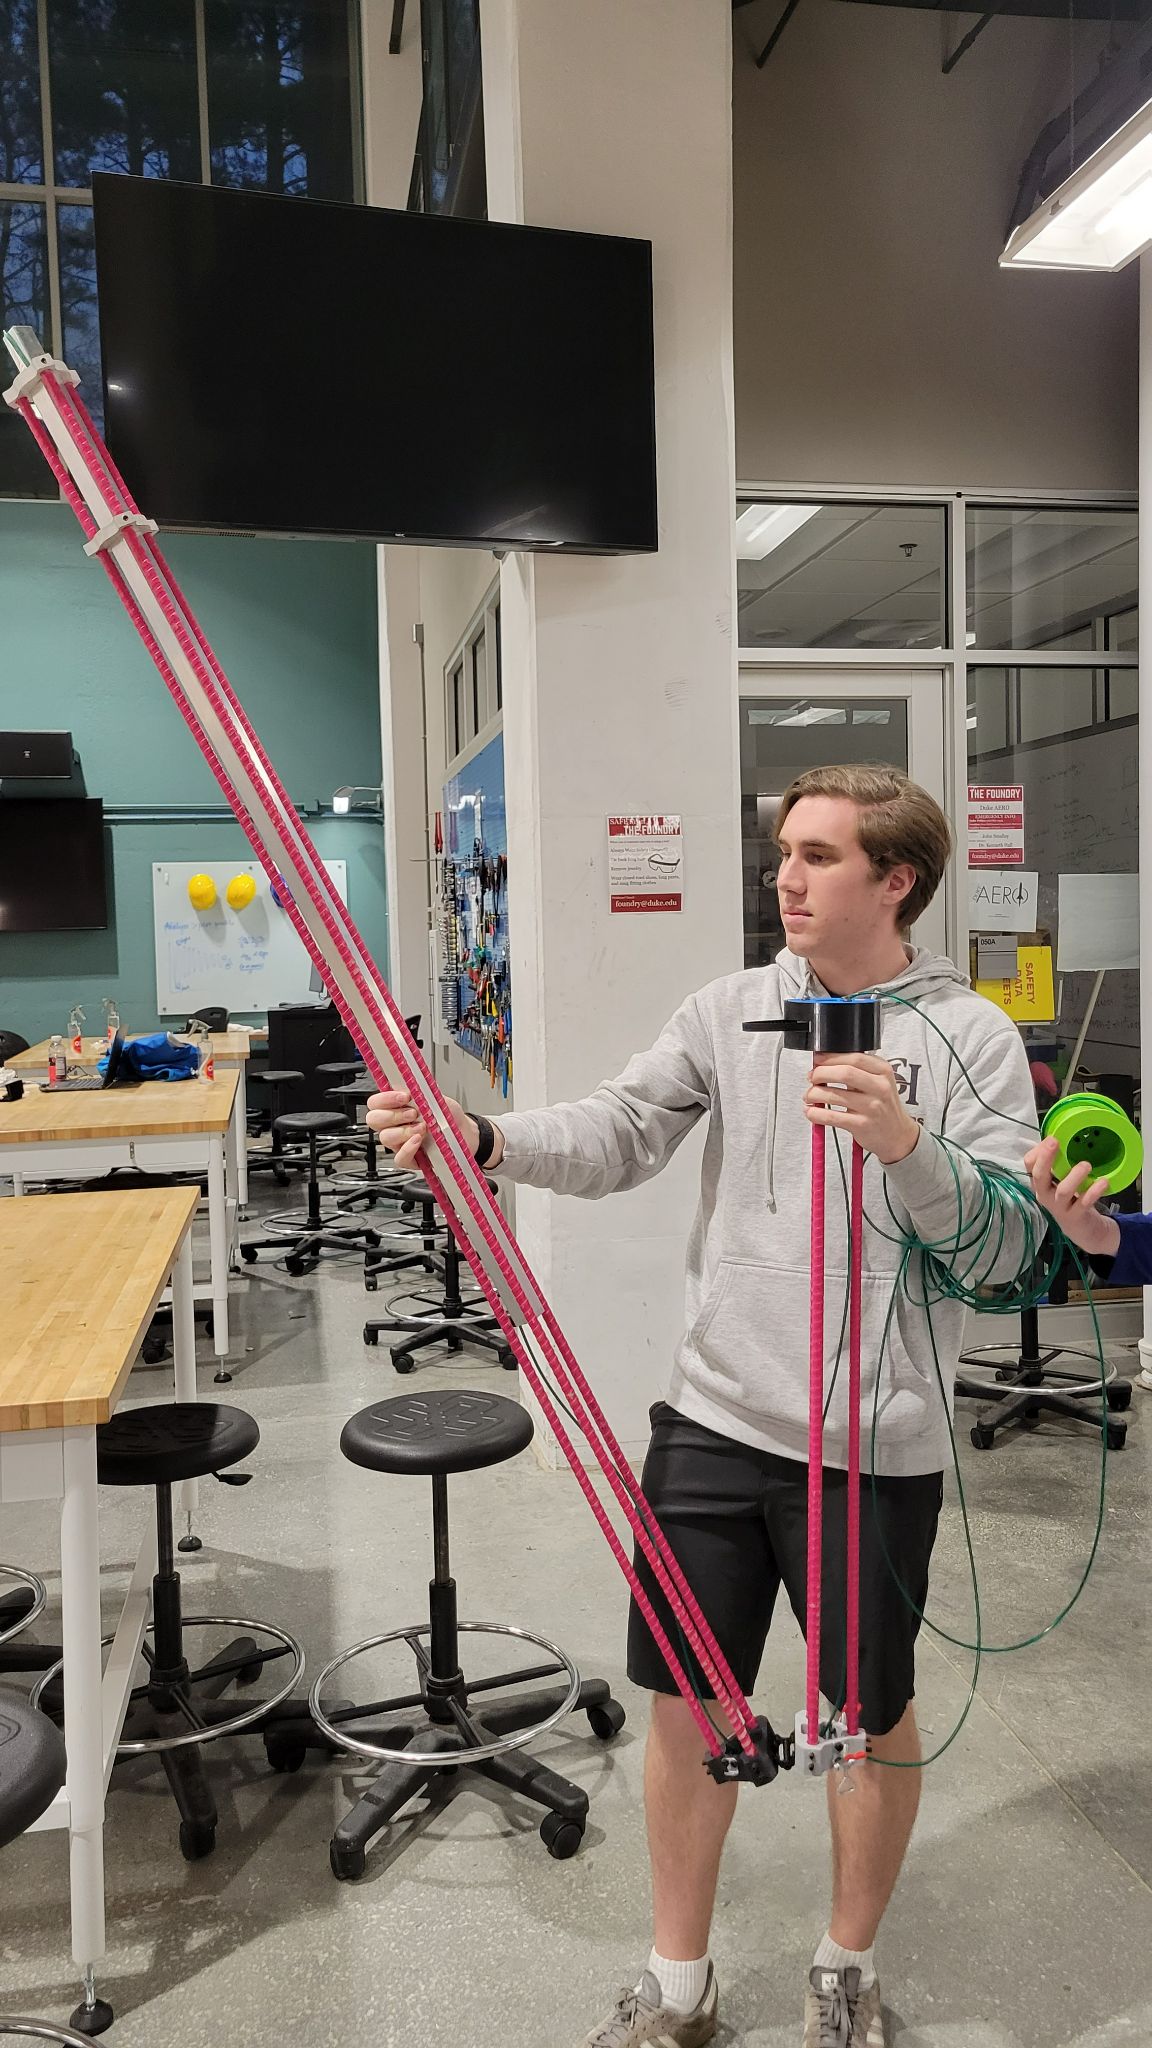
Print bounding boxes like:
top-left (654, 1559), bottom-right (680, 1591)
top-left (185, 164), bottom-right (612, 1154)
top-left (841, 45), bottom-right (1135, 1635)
top-left (226, 873), bottom-right (257, 911)
top-left (188, 873), bottom-right (217, 911)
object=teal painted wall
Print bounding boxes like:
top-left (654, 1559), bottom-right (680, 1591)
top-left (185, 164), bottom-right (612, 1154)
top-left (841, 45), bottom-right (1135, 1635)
top-left (0, 503), bottom-right (387, 1042)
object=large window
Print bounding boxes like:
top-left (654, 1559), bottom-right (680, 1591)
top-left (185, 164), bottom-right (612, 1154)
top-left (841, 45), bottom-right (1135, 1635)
top-left (445, 582), bottom-right (500, 768)
top-left (0, 0), bottom-right (359, 493)
top-left (408, 0), bottom-right (483, 217)
top-left (736, 500), bottom-right (947, 650)
top-left (737, 488), bottom-right (1141, 1290)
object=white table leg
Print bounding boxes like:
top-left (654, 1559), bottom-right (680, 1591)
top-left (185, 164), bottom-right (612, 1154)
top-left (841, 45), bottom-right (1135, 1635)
top-left (235, 1061), bottom-right (249, 1211)
top-left (12, 1171), bottom-right (25, 1196)
top-left (172, 1231), bottom-right (201, 1550)
top-left (60, 1426), bottom-right (107, 1997)
top-left (207, 1133), bottom-right (231, 1378)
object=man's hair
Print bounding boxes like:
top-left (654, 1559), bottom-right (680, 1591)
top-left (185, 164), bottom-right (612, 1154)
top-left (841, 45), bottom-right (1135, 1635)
top-left (775, 763), bottom-right (952, 931)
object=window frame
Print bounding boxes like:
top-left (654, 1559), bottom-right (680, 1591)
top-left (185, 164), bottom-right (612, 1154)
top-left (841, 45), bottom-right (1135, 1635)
top-left (444, 579), bottom-right (501, 772)
top-left (0, 0), bottom-right (363, 491)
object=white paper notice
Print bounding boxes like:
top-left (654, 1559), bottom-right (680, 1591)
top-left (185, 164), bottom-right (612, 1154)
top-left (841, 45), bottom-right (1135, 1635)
top-left (607, 814), bottom-right (683, 913)
top-left (1057, 873), bottom-right (1140, 973)
top-left (968, 869), bottom-right (1038, 934)
top-left (968, 784), bottom-right (1024, 867)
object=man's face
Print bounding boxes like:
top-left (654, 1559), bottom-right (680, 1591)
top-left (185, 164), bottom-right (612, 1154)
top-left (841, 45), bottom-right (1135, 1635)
top-left (775, 795), bottom-right (913, 959)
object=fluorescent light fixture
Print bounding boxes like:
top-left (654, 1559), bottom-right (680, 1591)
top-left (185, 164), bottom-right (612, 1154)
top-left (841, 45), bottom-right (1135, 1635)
top-left (735, 502), bottom-right (821, 561)
top-left (1001, 96), bottom-right (1152, 271)
top-left (331, 784), bottom-right (381, 815)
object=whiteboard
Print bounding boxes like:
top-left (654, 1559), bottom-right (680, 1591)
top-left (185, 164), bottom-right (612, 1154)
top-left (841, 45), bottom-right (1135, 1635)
top-left (153, 860), bottom-right (347, 1016)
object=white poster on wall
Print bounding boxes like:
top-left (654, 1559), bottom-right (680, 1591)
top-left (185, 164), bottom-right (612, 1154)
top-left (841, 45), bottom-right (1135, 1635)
top-left (967, 869), bottom-right (1038, 934)
top-left (1057, 872), bottom-right (1140, 973)
top-left (968, 784), bottom-right (1024, 867)
top-left (607, 814), bottom-right (683, 913)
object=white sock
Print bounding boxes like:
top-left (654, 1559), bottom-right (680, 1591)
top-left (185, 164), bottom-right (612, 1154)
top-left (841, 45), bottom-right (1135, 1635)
top-left (644, 1949), bottom-right (711, 2014)
top-left (813, 1932), bottom-right (876, 1991)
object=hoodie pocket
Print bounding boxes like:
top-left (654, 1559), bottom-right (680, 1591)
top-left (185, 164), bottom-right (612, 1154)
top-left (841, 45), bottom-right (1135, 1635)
top-left (681, 1257), bottom-right (936, 1447)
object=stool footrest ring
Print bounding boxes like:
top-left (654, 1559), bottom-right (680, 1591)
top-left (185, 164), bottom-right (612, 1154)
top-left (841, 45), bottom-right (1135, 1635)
top-left (30, 1616), bottom-right (304, 1752)
top-left (0, 1567), bottom-right (47, 1648)
top-left (309, 1620), bottom-right (581, 1767)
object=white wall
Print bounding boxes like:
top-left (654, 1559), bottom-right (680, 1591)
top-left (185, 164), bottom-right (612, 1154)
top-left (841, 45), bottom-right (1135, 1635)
top-left (733, 0), bottom-right (1139, 492)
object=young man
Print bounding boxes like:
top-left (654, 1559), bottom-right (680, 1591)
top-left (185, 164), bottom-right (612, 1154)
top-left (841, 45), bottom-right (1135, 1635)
top-left (368, 765), bottom-right (1038, 2048)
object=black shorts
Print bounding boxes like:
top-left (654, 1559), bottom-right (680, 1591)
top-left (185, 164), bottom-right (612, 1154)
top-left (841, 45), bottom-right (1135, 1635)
top-left (626, 1404), bottom-right (943, 1738)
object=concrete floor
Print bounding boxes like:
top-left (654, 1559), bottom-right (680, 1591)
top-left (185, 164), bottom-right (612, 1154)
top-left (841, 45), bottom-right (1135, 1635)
top-left (2, 1181), bottom-right (1151, 2047)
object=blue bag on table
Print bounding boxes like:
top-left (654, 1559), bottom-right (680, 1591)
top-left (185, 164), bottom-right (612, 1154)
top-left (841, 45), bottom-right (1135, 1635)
top-left (99, 1034), bottom-right (200, 1083)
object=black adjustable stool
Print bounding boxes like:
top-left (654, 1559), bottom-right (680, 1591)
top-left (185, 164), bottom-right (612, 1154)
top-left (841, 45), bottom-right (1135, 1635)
top-left (246, 1067), bottom-right (307, 1184)
top-left (263, 1390), bottom-right (624, 1878)
top-left (0, 1568), bottom-right (58, 1680)
top-left (34, 1405), bottom-right (302, 1865)
top-left (327, 1080), bottom-right (413, 1211)
top-left (0, 1690), bottom-right (105, 2040)
top-left (364, 1219), bottom-right (517, 1373)
top-left (363, 1180), bottom-right (446, 1291)
top-left (240, 1110), bottom-right (381, 1274)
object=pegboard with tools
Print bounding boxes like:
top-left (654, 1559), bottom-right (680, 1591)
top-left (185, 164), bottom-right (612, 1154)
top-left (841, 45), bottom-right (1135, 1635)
top-left (440, 733), bottom-right (512, 1095)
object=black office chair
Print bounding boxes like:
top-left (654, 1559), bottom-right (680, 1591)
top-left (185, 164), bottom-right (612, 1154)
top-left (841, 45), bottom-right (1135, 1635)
top-left (262, 1390), bottom-right (624, 1879)
top-left (0, 1690), bottom-right (113, 2037)
top-left (0, 1031), bottom-right (29, 1066)
top-left (184, 1007), bottom-right (228, 1034)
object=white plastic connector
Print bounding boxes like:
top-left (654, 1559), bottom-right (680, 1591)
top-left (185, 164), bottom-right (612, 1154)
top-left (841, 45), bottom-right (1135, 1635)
top-left (795, 1709), bottom-right (869, 1777)
top-left (2, 351), bottom-right (80, 409)
top-left (83, 510), bottom-right (159, 558)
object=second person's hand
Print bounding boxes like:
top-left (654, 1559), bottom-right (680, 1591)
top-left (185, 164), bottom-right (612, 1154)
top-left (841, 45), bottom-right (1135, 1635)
top-left (1023, 1135), bottom-right (1120, 1261)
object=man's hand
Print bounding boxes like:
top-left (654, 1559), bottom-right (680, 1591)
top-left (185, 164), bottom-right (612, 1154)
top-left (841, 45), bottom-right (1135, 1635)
top-left (804, 1053), bottom-right (920, 1165)
top-left (1024, 1135), bottom-right (1120, 1261)
top-left (366, 1088), bottom-right (503, 1172)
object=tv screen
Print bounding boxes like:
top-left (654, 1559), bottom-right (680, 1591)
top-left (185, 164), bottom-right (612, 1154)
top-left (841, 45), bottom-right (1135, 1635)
top-left (92, 175), bottom-right (658, 554)
top-left (0, 800), bottom-right (109, 933)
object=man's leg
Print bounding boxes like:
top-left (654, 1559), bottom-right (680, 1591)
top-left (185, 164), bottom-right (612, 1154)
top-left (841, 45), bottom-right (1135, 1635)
top-left (826, 1702), bottom-right (921, 1950)
top-left (647, 1696), bottom-right (738, 1961)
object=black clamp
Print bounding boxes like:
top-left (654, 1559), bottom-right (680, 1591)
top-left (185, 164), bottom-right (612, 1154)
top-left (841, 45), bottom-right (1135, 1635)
top-left (703, 1714), bottom-right (796, 1787)
top-left (743, 996), bottom-right (881, 1056)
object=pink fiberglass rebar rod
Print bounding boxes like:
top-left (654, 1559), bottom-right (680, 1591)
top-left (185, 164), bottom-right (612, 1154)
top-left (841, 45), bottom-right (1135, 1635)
top-left (806, 1120), bottom-right (826, 1744)
top-left (845, 1139), bottom-right (864, 1738)
top-left (4, 329), bottom-right (761, 1763)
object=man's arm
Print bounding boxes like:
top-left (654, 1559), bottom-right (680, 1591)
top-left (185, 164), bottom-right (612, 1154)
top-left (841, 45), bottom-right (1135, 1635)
top-left (881, 1017), bottom-right (1042, 1284)
top-left (493, 994), bottom-right (714, 1198)
top-left (367, 992), bottom-right (715, 1200)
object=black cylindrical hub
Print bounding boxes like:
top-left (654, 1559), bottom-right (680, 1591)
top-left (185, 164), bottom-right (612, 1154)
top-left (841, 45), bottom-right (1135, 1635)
top-left (743, 996), bottom-right (882, 1054)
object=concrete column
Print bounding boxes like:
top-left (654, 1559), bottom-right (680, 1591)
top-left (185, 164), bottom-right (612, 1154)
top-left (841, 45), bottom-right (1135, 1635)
top-left (482, 0), bottom-right (742, 1458)
top-left (1138, 254), bottom-right (1152, 1389)
top-left (361, 2), bottom-right (431, 1023)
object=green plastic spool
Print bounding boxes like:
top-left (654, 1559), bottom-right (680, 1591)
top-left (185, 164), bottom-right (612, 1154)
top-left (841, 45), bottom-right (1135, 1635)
top-left (1041, 1092), bottom-right (1143, 1194)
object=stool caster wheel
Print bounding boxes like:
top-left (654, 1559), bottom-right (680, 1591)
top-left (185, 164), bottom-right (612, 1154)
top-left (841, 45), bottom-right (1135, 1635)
top-left (364, 1326), bottom-right (379, 1346)
top-left (204, 1314), bottom-right (215, 1340)
top-left (273, 1168), bottom-right (290, 1188)
top-left (265, 1734), bottom-right (308, 1773)
top-left (500, 1348), bottom-right (517, 1370)
top-left (1108, 1383), bottom-right (1133, 1411)
top-left (446, 1331), bottom-right (462, 1352)
top-left (970, 1424), bottom-right (995, 1450)
top-left (141, 1337), bottom-right (167, 1366)
top-left (240, 1244), bottom-right (259, 1264)
top-left (365, 1231), bottom-right (381, 1247)
top-left (587, 1700), bottom-right (626, 1741)
top-left (391, 1352), bottom-right (416, 1374)
top-left (69, 1999), bottom-right (114, 2037)
top-left (1107, 1421), bottom-right (1128, 1450)
top-left (331, 1837), bottom-right (366, 1882)
top-left (179, 1820), bottom-right (216, 1862)
top-left (365, 1274), bottom-right (379, 1292)
top-left (540, 1812), bottom-right (584, 1860)
top-left (285, 1257), bottom-right (309, 1277)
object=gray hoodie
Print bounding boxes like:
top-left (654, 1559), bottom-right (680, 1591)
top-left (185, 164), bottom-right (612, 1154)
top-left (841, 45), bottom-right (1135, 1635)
top-left (494, 947), bottom-right (1040, 1477)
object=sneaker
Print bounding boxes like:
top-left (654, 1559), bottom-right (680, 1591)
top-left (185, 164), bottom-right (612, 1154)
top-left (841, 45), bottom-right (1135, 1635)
top-left (580, 1966), bottom-right (718, 2047)
top-left (803, 1966), bottom-right (886, 2046)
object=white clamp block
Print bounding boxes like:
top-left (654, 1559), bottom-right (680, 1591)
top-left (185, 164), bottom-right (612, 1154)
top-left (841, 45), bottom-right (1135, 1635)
top-left (83, 510), bottom-right (160, 558)
top-left (795, 1709), bottom-right (869, 1777)
top-left (3, 350), bottom-right (80, 410)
